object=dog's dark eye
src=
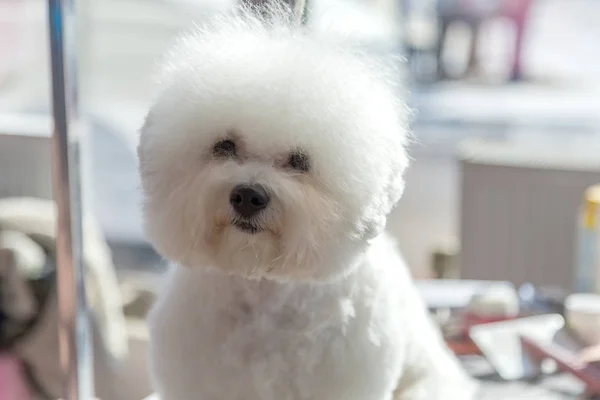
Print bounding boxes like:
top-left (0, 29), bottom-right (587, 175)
top-left (287, 151), bottom-right (310, 172)
top-left (213, 139), bottom-right (236, 157)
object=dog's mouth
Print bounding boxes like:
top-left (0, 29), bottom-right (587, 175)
top-left (232, 220), bottom-right (262, 234)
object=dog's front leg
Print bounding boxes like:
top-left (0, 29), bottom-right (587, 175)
top-left (393, 285), bottom-right (479, 400)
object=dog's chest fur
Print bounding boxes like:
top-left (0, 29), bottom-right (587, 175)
top-left (148, 239), bottom-right (408, 400)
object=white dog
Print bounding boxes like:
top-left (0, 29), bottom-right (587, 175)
top-left (138, 4), bottom-right (477, 400)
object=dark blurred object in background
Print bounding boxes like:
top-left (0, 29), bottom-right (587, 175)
top-left (403, 0), bottom-right (536, 83)
top-left (435, 0), bottom-right (535, 81)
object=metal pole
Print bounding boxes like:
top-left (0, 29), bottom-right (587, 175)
top-left (48, 0), bottom-right (94, 398)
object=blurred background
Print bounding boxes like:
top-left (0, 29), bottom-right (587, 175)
top-left (2, 0), bottom-right (600, 399)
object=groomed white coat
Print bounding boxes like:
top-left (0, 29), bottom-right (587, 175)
top-left (138, 5), bottom-right (477, 400)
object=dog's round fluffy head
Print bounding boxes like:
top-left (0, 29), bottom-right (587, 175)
top-left (138, 5), bottom-right (409, 282)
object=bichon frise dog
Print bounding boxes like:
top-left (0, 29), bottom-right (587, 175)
top-left (138, 4), bottom-right (477, 400)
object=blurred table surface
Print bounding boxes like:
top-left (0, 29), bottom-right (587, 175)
top-left (463, 355), bottom-right (584, 399)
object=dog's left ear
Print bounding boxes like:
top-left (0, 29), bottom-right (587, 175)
top-left (360, 148), bottom-right (408, 241)
top-left (382, 160), bottom-right (407, 216)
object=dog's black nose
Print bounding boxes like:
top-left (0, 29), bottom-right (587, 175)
top-left (230, 184), bottom-right (270, 218)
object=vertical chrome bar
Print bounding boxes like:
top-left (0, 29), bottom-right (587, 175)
top-left (47, 0), bottom-right (94, 398)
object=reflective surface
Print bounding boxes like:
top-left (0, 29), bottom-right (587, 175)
top-left (48, 0), bottom-right (94, 397)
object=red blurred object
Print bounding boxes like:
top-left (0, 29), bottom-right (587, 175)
top-left (461, 311), bottom-right (517, 337)
top-left (446, 338), bottom-right (482, 356)
top-left (0, 354), bottom-right (32, 400)
top-left (442, 311), bottom-right (517, 356)
top-left (521, 335), bottom-right (600, 395)
top-left (502, 0), bottom-right (535, 80)
top-left (503, 0), bottom-right (535, 16)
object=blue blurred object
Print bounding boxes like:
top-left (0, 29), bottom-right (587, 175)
top-left (518, 283), bottom-right (567, 315)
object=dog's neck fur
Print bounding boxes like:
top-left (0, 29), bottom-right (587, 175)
top-left (198, 243), bottom-right (370, 293)
top-left (172, 242), bottom-right (375, 316)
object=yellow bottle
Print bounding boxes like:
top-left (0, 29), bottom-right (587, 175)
top-left (575, 185), bottom-right (600, 293)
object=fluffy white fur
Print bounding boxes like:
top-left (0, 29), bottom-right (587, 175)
top-left (139, 4), bottom-right (477, 400)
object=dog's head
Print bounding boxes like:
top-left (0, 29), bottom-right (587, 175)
top-left (138, 5), bottom-right (409, 282)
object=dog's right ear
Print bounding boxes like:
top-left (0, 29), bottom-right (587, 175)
top-left (140, 110), bottom-right (154, 137)
top-left (137, 110), bottom-right (154, 164)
